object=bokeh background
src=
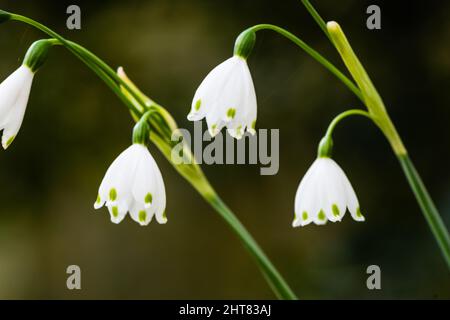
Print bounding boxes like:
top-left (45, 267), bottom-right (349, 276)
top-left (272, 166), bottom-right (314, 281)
top-left (0, 0), bottom-right (449, 299)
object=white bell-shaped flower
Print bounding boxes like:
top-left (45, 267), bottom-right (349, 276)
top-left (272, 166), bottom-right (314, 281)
top-left (94, 144), bottom-right (167, 226)
top-left (293, 157), bottom-right (364, 227)
top-left (0, 65), bottom-right (34, 149)
top-left (188, 55), bottom-right (257, 139)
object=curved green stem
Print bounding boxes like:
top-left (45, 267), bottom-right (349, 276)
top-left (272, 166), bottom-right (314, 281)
top-left (9, 13), bottom-right (148, 113)
top-left (9, 14), bottom-right (141, 116)
top-left (300, 0), bottom-right (329, 38)
top-left (6, 10), bottom-right (298, 299)
top-left (205, 192), bottom-right (297, 300)
top-left (78, 53), bottom-right (141, 117)
top-left (325, 109), bottom-right (372, 138)
top-left (318, 109), bottom-right (372, 158)
top-left (247, 24), bottom-right (363, 102)
top-left (300, 1), bottom-right (450, 269)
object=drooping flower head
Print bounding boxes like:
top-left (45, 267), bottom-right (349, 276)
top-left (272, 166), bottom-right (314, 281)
top-left (188, 30), bottom-right (257, 139)
top-left (0, 65), bottom-right (34, 149)
top-left (94, 144), bottom-right (167, 226)
top-left (94, 111), bottom-right (167, 226)
top-left (293, 137), bottom-right (364, 227)
top-left (0, 39), bottom-right (53, 149)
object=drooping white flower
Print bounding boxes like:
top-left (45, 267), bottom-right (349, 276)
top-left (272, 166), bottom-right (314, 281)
top-left (293, 157), bottom-right (364, 227)
top-left (94, 144), bottom-right (167, 226)
top-left (0, 65), bottom-right (34, 149)
top-left (188, 55), bottom-right (257, 139)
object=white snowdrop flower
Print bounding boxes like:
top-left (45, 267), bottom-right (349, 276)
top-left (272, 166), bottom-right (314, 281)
top-left (94, 144), bottom-right (167, 226)
top-left (293, 157), bottom-right (364, 227)
top-left (187, 30), bottom-right (258, 139)
top-left (188, 55), bottom-right (257, 139)
top-left (0, 65), bottom-right (34, 149)
top-left (0, 39), bottom-right (54, 149)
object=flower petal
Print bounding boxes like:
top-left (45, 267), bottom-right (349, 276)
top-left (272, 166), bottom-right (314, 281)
top-left (98, 144), bottom-right (141, 203)
top-left (129, 201), bottom-right (153, 226)
top-left (0, 66), bottom-right (34, 149)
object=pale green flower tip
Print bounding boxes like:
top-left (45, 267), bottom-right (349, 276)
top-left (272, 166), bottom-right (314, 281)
top-left (209, 124), bottom-right (219, 137)
top-left (160, 211), bottom-right (168, 224)
top-left (355, 207), bottom-right (365, 221)
top-left (247, 120), bottom-right (256, 135)
top-left (292, 211), bottom-right (310, 227)
top-left (138, 210), bottom-right (147, 224)
top-left (94, 194), bottom-right (102, 209)
top-left (229, 125), bottom-right (244, 140)
top-left (326, 21), bottom-right (340, 34)
top-left (111, 206), bottom-right (119, 218)
top-left (2, 135), bottom-right (15, 150)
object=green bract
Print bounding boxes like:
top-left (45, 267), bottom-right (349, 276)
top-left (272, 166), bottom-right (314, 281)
top-left (23, 39), bottom-right (56, 73)
top-left (233, 29), bottom-right (256, 59)
top-left (317, 136), bottom-right (333, 158)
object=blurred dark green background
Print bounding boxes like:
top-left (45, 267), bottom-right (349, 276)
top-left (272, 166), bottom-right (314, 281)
top-left (0, 0), bottom-right (449, 299)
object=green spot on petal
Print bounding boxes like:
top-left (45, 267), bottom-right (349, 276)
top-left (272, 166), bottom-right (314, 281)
top-left (145, 193), bottom-right (153, 204)
top-left (332, 204), bottom-right (340, 217)
top-left (318, 210), bottom-right (326, 221)
top-left (194, 99), bottom-right (201, 111)
top-left (356, 207), bottom-right (363, 218)
top-left (138, 210), bottom-right (147, 222)
top-left (109, 188), bottom-right (117, 201)
top-left (5, 135), bottom-right (15, 148)
top-left (226, 108), bottom-right (236, 119)
top-left (302, 211), bottom-right (308, 220)
top-left (112, 206), bottom-right (119, 218)
top-left (162, 211), bottom-right (167, 220)
top-left (251, 120), bottom-right (256, 130)
top-left (95, 194), bottom-right (101, 204)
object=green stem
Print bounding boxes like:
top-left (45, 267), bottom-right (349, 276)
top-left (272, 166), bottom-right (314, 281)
top-left (300, 1), bottom-right (450, 269)
top-left (6, 10), bottom-right (299, 298)
top-left (248, 24), bottom-right (363, 102)
top-left (300, 0), bottom-right (329, 39)
top-left (398, 155), bottom-right (450, 267)
top-left (79, 52), bottom-right (141, 117)
top-left (318, 109), bottom-right (372, 158)
top-left (325, 109), bottom-right (372, 137)
top-left (9, 13), bottom-right (148, 113)
top-left (205, 193), bottom-right (298, 300)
